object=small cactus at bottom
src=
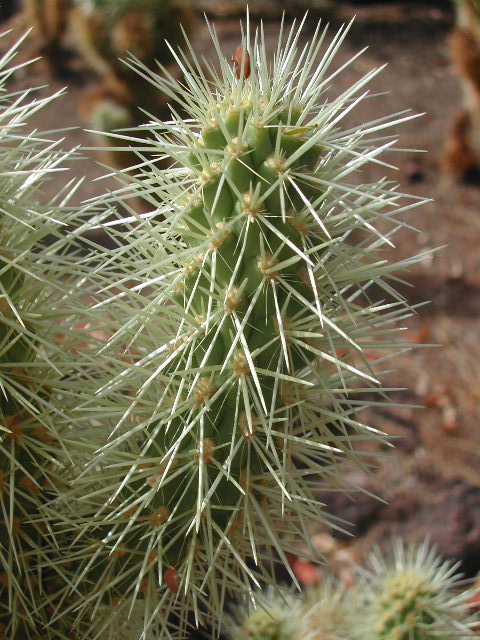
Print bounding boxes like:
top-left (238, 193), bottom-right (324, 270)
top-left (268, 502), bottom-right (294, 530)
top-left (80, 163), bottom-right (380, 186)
top-left (226, 544), bottom-right (478, 640)
top-left (356, 540), bottom-right (478, 640)
top-left (304, 577), bottom-right (351, 639)
top-left (228, 588), bottom-right (309, 640)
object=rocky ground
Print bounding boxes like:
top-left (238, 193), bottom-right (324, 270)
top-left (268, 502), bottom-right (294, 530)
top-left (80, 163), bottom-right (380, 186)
top-left (1, 0), bottom-right (479, 624)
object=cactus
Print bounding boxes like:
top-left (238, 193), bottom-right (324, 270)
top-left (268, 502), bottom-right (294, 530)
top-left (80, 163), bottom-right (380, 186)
top-left (228, 579), bottom-right (350, 640)
top-left (55, 13), bottom-right (433, 639)
top-left (23, 0), bottom-right (72, 73)
top-left (305, 577), bottom-right (351, 639)
top-left (0, 30), bottom-right (88, 638)
top-left (228, 587), bottom-right (308, 640)
top-left (444, 0), bottom-right (480, 178)
top-left (71, 0), bottom-right (194, 117)
top-left (226, 546), bottom-right (478, 640)
top-left (356, 540), bottom-right (478, 640)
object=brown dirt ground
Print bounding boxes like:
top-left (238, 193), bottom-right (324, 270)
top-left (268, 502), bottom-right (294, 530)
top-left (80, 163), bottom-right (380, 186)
top-left (1, 1), bottom-right (479, 583)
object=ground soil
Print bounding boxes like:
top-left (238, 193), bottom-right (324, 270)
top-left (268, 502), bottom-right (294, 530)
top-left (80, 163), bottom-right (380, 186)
top-left (1, 0), bottom-right (479, 614)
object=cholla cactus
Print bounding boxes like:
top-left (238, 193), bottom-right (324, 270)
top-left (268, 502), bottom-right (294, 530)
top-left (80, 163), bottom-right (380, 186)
top-left (305, 577), bottom-right (351, 639)
top-left (228, 587), bottom-right (308, 640)
top-left (228, 579), bottom-right (350, 640)
top-left (59, 13), bottom-right (429, 639)
top-left (444, 0), bottom-right (480, 178)
top-left (356, 540), bottom-right (478, 640)
top-left (0, 31), bottom-right (83, 638)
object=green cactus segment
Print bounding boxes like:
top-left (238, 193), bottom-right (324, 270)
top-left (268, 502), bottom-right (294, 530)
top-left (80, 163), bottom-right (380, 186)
top-left (68, 14), bottom-right (429, 636)
top-left (358, 541), bottom-right (478, 640)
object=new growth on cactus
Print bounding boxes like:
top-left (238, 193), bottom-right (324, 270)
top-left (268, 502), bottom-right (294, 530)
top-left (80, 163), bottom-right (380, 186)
top-left (356, 539), bottom-right (478, 640)
top-left (57, 12), bottom-right (430, 639)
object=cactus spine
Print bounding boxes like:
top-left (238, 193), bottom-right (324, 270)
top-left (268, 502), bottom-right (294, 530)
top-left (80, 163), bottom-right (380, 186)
top-left (56, 13), bottom-right (432, 638)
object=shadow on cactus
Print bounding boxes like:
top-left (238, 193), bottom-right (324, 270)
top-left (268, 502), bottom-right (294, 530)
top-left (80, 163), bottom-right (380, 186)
top-left (0, 31), bottom-right (86, 638)
top-left (60, 12), bottom-right (431, 639)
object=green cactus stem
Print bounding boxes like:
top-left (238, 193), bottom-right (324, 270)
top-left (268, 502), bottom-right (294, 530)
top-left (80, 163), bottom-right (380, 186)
top-left (59, 13), bottom-right (430, 639)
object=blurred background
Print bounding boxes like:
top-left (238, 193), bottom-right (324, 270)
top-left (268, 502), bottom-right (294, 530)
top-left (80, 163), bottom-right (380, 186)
top-left (1, 0), bottom-right (479, 602)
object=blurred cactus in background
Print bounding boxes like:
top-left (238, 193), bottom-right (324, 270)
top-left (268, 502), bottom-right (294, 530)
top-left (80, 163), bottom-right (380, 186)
top-left (71, 0), bottom-right (195, 164)
top-left (226, 543), bottom-right (478, 640)
top-left (228, 587), bottom-right (310, 640)
top-left (22, 0), bottom-right (72, 73)
top-left (227, 579), bottom-right (350, 640)
top-left (304, 577), bottom-right (351, 639)
top-left (444, 0), bottom-right (480, 179)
